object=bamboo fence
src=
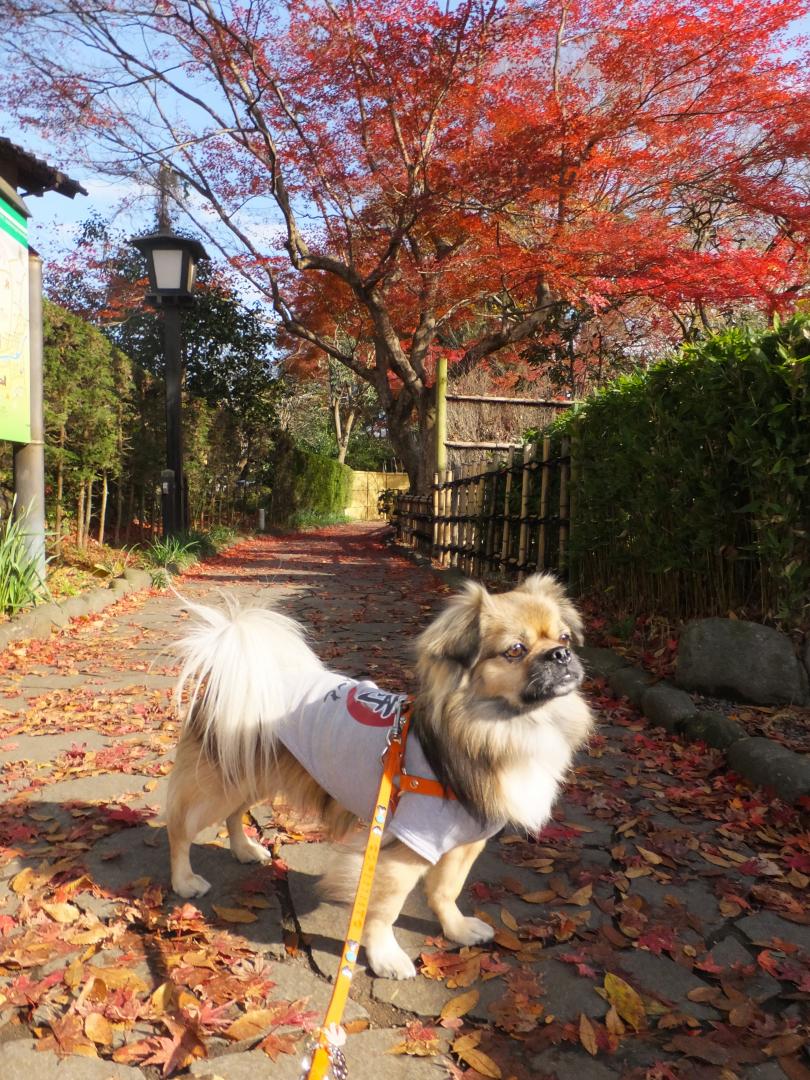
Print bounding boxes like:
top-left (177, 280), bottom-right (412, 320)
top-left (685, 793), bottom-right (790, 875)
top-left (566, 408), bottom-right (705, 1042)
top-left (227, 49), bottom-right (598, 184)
top-left (394, 438), bottom-right (572, 581)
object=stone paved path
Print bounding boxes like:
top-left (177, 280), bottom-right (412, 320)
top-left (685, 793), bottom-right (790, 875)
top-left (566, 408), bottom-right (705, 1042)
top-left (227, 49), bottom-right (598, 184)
top-left (0, 524), bottom-right (807, 1080)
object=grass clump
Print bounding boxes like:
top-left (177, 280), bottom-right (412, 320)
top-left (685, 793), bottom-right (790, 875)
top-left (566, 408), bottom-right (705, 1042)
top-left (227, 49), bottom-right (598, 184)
top-left (0, 505), bottom-right (49, 616)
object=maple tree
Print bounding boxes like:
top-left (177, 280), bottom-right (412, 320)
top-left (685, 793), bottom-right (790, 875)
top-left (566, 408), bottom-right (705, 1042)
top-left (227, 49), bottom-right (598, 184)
top-left (3, 0), bottom-right (809, 489)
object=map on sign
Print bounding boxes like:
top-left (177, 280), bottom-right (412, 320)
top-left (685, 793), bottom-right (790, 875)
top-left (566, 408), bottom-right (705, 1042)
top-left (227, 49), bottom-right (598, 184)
top-left (0, 195), bottom-right (31, 444)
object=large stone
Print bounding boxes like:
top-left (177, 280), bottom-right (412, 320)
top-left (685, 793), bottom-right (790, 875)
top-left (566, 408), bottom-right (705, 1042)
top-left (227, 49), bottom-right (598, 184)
top-left (640, 683), bottom-right (696, 733)
top-left (32, 601), bottom-right (69, 628)
top-left (59, 595), bottom-right (92, 619)
top-left (727, 737), bottom-right (810, 803)
top-left (676, 618), bottom-right (808, 705)
top-left (681, 710), bottom-right (747, 750)
top-left (608, 666), bottom-right (654, 706)
top-left (575, 647), bottom-right (630, 678)
top-left (123, 567), bottom-right (153, 590)
top-left (84, 587), bottom-right (119, 613)
top-left (109, 577), bottom-right (133, 595)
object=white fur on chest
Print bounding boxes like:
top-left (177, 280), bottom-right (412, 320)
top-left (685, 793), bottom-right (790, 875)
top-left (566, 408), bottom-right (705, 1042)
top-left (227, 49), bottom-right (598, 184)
top-left (497, 719), bottom-right (574, 832)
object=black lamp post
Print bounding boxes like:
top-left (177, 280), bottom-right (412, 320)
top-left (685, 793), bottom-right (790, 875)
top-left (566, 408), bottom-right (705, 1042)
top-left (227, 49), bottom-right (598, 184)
top-left (130, 229), bottom-right (208, 537)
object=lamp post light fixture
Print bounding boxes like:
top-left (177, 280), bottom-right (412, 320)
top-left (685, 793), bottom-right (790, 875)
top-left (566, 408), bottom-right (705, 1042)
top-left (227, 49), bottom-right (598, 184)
top-left (130, 228), bottom-right (208, 537)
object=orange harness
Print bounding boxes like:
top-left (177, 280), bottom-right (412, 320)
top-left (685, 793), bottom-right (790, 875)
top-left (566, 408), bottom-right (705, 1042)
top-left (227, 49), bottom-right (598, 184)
top-left (304, 699), bottom-right (454, 1080)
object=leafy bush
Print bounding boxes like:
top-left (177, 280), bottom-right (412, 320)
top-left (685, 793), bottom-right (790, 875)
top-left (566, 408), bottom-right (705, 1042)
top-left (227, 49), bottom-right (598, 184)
top-left (269, 437), bottom-right (353, 527)
top-left (205, 524), bottom-right (238, 550)
top-left (553, 313), bottom-right (810, 626)
top-left (0, 505), bottom-right (49, 615)
top-left (140, 525), bottom-right (237, 577)
top-left (142, 534), bottom-right (202, 571)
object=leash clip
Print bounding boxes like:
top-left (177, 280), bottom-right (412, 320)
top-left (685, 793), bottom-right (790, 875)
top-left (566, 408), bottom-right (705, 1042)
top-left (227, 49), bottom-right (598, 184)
top-left (383, 695), bottom-right (409, 752)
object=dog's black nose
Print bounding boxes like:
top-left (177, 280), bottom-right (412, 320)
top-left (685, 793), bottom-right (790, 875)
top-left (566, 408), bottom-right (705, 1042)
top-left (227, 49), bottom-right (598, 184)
top-left (548, 646), bottom-right (572, 666)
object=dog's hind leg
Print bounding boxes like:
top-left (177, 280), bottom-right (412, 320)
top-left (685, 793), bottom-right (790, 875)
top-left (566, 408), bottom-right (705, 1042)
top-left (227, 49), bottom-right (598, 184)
top-left (226, 805), bottom-right (271, 864)
top-left (167, 738), bottom-right (245, 898)
top-left (424, 838), bottom-right (495, 946)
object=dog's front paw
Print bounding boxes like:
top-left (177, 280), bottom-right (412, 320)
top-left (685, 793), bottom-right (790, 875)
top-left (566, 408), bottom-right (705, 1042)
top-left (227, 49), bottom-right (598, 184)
top-left (446, 915), bottom-right (496, 946)
top-left (173, 872), bottom-right (212, 898)
top-left (366, 940), bottom-right (417, 980)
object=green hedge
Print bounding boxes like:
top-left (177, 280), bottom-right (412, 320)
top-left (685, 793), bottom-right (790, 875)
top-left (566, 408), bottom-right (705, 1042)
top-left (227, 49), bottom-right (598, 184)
top-left (269, 437), bottom-right (353, 527)
top-left (553, 313), bottom-right (810, 626)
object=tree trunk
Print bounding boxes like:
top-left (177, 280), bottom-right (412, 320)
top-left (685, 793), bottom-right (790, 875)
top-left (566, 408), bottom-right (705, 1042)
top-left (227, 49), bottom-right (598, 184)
top-left (114, 477), bottom-right (123, 545)
top-left (76, 483), bottom-right (85, 548)
top-left (378, 382), bottom-right (437, 493)
top-left (83, 478), bottom-right (94, 548)
top-left (55, 425), bottom-right (66, 539)
top-left (98, 471), bottom-right (109, 546)
top-left (336, 408), bottom-right (356, 465)
top-left (125, 482), bottom-right (134, 544)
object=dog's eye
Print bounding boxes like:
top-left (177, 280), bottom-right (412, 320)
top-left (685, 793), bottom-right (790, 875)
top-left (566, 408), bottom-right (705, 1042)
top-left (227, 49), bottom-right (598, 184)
top-left (559, 632), bottom-right (571, 644)
top-left (503, 642), bottom-right (528, 661)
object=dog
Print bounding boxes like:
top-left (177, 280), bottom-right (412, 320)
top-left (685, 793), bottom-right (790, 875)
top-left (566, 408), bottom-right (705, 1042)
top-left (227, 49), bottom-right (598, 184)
top-left (166, 574), bottom-right (594, 979)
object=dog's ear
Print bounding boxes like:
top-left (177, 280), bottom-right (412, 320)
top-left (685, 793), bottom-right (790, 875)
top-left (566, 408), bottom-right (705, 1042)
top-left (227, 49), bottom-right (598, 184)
top-left (518, 573), bottom-right (585, 644)
top-left (418, 581), bottom-right (490, 667)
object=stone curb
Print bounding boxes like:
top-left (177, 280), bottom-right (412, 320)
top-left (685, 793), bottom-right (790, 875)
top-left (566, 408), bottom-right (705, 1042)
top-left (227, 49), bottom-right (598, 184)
top-left (578, 645), bottom-right (810, 805)
top-left (0, 566), bottom-right (155, 653)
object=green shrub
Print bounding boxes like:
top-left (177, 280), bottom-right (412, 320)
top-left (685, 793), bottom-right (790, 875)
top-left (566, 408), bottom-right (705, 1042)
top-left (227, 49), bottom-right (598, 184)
top-left (140, 525), bottom-right (237, 577)
top-left (553, 313), bottom-right (810, 626)
top-left (0, 505), bottom-right (49, 615)
top-left (142, 534), bottom-right (201, 571)
top-left (269, 437), bottom-right (353, 527)
top-left (205, 524), bottom-right (237, 550)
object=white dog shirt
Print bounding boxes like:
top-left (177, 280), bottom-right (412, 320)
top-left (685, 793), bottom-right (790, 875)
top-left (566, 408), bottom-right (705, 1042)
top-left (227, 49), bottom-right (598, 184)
top-left (277, 671), bottom-right (503, 864)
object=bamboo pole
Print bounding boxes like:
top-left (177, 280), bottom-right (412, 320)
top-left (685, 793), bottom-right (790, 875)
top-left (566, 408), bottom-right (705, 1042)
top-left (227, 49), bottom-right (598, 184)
top-left (450, 467), bottom-right (460, 569)
top-left (464, 468), bottom-right (473, 577)
top-left (435, 356), bottom-right (448, 475)
top-left (483, 459), bottom-right (498, 576)
top-left (472, 466), bottom-right (485, 577)
top-left (559, 436), bottom-right (570, 574)
top-left (500, 447), bottom-right (515, 576)
top-left (568, 427), bottom-right (579, 590)
top-left (443, 468), bottom-right (452, 566)
top-left (537, 436), bottom-right (552, 573)
top-left (432, 473), bottom-right (441, 559)
top-left (459, 466), bottom-right (471, 575)
top-left (516, 444), bottom-right (533, 583)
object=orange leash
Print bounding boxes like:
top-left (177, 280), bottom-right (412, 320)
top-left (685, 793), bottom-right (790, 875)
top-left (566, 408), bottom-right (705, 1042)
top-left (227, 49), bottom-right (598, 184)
top-left (303, 701), bottom-right (453, 1080)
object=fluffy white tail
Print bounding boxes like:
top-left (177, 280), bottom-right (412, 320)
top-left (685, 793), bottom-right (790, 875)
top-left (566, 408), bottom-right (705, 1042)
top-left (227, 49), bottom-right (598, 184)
top-left (174, 595), bottom-right (324, 793)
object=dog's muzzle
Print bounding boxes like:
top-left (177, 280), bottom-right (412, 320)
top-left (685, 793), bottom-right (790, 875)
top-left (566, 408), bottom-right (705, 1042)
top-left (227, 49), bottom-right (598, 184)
top-left (522, 647), bottom-right (584, 703)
